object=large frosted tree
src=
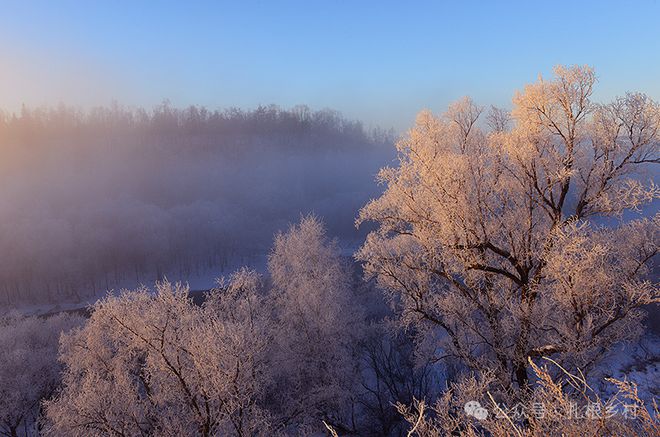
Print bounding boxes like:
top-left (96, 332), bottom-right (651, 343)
top-left (356, 65), bottom-right (659, 390)
top-left (44, 277), bottom-right (273, 437)
top-left (268, 215), bottom-right (364, 432)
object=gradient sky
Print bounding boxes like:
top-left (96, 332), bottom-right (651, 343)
top-left (2, 0), bottom-right (659, 130)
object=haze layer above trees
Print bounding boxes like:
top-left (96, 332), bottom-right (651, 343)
top-left (0, 104), bottom-right (394, 306)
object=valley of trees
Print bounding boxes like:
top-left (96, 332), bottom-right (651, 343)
top-left (1, 66), bottom-right (658, 436)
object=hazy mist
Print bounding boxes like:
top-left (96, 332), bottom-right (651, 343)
top-left (0, 103), bottom-right (394, 306)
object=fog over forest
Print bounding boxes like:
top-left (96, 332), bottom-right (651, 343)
top-left (0, 103), bottom-right (395, 307)
top-left (3, 0), bottom-right (660, 433)
top-left (1, 62), bottom-right (658, 436)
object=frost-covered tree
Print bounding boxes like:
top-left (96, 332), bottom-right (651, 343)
top-left (44, 217), bottom-right (369, 435)
top-left (267, 215), bottom-right (365, 432)
top-left (44, 277), bottom-right (272, 437)
top-left (0, 312), bottom-right (83, 437)
top-left (356, 65), bottom-right (659, 391)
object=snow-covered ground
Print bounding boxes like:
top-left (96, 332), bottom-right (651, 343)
top-left (590, 332), bottom-right (660, 407)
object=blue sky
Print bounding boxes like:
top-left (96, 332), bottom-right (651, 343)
top-left (2, 0), bottom-right (659, 130)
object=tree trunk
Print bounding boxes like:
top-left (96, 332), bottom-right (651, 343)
top-left (515, 361), bottom-right (529, 388)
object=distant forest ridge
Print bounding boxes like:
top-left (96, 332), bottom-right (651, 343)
top-left (0, 102), bottom-right (396, 147)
